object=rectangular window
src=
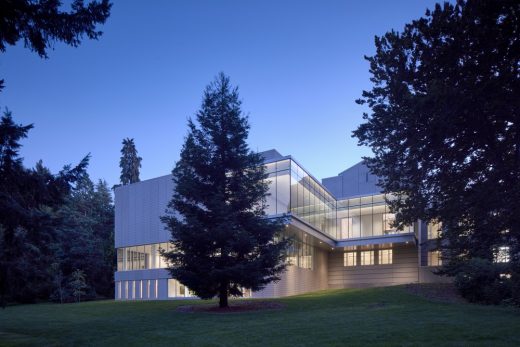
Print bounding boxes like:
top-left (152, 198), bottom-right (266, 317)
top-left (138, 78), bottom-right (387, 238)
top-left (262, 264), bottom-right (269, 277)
top-left (178, 284), bottom-right (186, 297)
top-left (168, 279), bottom-right (176, 298)
top-left (117, 249), bottom-right (124, 271)
top-left (428, 221), bottom-right (442, 239)
top-left (378, 249), bottom-right (393, 265)
top-left (344, 252), bottom-right (357, 266)
top-left (340, 217), bottom-right (352, 239)
top-left (384, 213), bottom-right (396, 233)
top-left (276, 170), bottom-right (290, 214)
top-left (360, 250), bottom-right (375, 266)
top-left (287, 239), bottom-right (313, 270)
top-left (360, 206), bottom-right (373, 238)
top-left (494, 246), bottom-right (510, 263)
top-left (265, 173), bottom-right (277, 215)
top-left (428, 251), bottom-right (442, 266)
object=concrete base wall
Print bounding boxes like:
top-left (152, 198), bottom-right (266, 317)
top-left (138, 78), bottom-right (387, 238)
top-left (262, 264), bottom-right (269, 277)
top-left (328, 244), bottom-right (420, 288)
top-left (252, 246), bottom-right (328, 298)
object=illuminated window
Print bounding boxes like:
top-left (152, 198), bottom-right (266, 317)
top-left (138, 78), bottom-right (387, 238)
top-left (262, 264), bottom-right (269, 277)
top-left (428, 221), bottom-right (442, 239)
top-left (494, 246), bottom-right (510, 263)
top-left (344, 252), bottom-right (357, 267)
top-left (168, 279), bottom-right (176, 298)
top-left (360, 251), bottom-right (375, 266)
top-left (378, 249), bottom-right (393, 265)
top-left (428, 251), bottom-right (442, 266)
top-left (286, 240), bottom-right (313, 270)
top-left (383, 213), bottom-right (396, 232)
top-left (178, 284), bottom-right (186, 297)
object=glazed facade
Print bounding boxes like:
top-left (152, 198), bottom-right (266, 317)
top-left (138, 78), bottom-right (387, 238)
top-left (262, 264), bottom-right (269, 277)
top-left (114, 149), bottom-right (445, 300)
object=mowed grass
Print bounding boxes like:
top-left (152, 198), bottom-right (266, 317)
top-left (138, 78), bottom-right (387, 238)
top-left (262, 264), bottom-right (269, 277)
top-left (1, 286), bottom-right (519, 347)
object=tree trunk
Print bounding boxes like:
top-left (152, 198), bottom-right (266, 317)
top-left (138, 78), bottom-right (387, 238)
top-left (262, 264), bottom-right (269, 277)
top-left (219, 282), bottom-right (228, 308)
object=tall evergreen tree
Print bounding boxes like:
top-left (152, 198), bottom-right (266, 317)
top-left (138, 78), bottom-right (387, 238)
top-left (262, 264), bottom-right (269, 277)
top-left (162, 73), bottom-right (289, 308)
top-left (119, 138), bottom-right (142, 185)
top-left (353, 0), bottom-right (520, 302)
top-left (69, 269), bottom-right (87, 303)
top-left (0, 111), bottom-right (89, 306)
top-left (56, 175), bottom-right (114, 299)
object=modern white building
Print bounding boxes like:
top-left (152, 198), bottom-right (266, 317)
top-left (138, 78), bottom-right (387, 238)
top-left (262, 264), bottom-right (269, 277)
top-left (114, 149), bottom-right (445, 300)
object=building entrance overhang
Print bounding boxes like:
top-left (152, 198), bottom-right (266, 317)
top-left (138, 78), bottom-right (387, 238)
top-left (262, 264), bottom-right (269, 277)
top-left (336, 233), bottom-right (416, 248)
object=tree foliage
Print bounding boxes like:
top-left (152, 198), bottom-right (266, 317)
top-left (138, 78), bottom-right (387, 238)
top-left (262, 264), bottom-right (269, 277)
top-left (162, 73), bottom-right (289, 308)
top-left (0, 0), bottom-right (111, 90)
top-left (353, 0), bottom-right (520, 303)
top-left (119, 138), bottom-right (142, 185)
top-left (69, 269), bottom-right (87, 302)
top-left (0, 111), bottom-right (114, 306)
top-left (55, 175), bottom-right (115, 299)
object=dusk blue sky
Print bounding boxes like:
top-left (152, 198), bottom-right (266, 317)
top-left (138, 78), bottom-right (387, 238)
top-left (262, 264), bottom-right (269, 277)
top-left (1, 0), bottom-right (440, 187)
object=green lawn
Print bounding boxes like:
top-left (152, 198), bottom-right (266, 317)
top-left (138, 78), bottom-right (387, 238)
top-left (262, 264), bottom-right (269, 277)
top-left (1, 286), bottom-right (519, 346)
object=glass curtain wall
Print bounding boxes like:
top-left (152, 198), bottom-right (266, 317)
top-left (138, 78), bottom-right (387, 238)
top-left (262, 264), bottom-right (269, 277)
top-left (264, 160), bottom-right (414, 240)
top-left (288, 160), bottom-right (337, 238)
top-left (336, 194), bottom-right (413, 239)
top-left (286, 238), bottom-right (314, 270)
top-left (117, 242), bottom-right (173, 271)
top-left (264, 160), bottom-right (291, 216)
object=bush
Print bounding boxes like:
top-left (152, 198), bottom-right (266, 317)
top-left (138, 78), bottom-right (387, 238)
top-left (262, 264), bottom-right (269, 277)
top-left (454, 258), bottom-right (511, 305)
top-left (511, 265), bottom-right (520, 307)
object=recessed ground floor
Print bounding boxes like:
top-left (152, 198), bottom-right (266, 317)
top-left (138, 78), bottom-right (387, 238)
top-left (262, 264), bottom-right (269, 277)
top-left (115, 241), bottom-right (448, 300)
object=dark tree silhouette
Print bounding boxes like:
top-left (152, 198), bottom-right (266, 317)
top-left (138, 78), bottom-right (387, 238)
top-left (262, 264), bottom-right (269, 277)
top-left (119, 138), bottom-right (142, 185)
top-left (0, 0), bottom-right (112, 90)
top-left (0, 111), bottom-right (89, 307)
top-left (162, 73), bottom-right (289, 308)
top-left (353, 0), bottom-right (520, 303)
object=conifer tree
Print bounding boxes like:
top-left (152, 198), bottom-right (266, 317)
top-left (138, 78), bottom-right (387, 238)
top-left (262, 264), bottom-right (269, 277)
top-left (0, 111), bottom-right (88, 306)
top-left (69, 269), bottom-right (87, 303)
top-left (119, 138), bottom-right (142, 185)
top-left (162, 73), bottom-right (289, 308)
top-left (0, 0), bottom-right (112, 91)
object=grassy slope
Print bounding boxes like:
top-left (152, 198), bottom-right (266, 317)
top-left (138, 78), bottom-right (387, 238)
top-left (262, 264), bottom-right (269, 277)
top-left (0, 286), bottom-right (519, 347)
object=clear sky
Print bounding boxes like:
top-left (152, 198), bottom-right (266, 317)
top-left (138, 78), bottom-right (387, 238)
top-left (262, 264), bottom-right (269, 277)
top-left (0, 0), bottom-right (440, 187)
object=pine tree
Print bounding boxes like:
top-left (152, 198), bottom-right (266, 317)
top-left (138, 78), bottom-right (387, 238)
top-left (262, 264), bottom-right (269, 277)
top-left (49, 263), bottom-right (65, 304)
top-left (69, 269), bottom-right (87, 303)
top-left (119, 138), bottom-right (142, 185)
top-left (56, 176), bottom-right (115, 299)
top-left (0, 111), bottom-right (89, 307)
top-left (162, 73), bottom-right (289, 308)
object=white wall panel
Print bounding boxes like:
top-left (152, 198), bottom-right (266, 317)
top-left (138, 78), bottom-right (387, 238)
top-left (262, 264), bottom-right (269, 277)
top-left (115, 175), bottom-right (175, 248)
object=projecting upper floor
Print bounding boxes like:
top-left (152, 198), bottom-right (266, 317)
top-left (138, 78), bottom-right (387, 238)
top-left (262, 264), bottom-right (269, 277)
top-left (114, 149), bottom-right (414, 249)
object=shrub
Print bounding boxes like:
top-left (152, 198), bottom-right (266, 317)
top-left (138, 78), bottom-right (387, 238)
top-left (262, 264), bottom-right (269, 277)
top-left (454, 258), bottom-right (511, 305)
top-left (511, 265), bottom-right (520, 307)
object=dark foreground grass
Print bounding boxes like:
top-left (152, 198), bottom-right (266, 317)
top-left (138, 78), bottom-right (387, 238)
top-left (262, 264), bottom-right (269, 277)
top-left (1, 286), bottom-right (519, 346)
